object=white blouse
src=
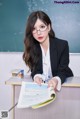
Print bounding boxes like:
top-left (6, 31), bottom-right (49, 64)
top-left (34, 44), bottom-right (61, 91)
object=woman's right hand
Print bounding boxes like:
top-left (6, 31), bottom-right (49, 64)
top-left (34, 76), bottom-right (43, 85)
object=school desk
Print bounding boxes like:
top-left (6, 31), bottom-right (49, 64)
top-left (5, 76), bottom-right (80, 119)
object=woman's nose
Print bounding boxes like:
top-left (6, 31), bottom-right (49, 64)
top-left (37, 30), bottom-right (41, 35)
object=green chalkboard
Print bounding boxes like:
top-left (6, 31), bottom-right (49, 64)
top-left (0, 0), bottom-right (80, 52)
top-left (0, 0), bottom-right (28, 51)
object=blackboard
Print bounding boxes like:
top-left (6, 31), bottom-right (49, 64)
top-left (0, 0), bottom-right (80, 52)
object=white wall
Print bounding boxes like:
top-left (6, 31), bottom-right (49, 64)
top-left (0, 52), bottom-right (80, 111)
top-left (0, 52), bottom-right (28, 111)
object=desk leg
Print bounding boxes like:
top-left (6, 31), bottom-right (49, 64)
top-left (12, 85), bottom-right (15, 119)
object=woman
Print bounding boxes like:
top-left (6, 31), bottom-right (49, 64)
top-left (23, 11), bottom-right (73, 91)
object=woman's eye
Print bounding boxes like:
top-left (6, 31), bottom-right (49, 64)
top-left (41, 25), bottom-right (45, 28)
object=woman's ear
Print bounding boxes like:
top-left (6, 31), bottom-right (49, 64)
top-left (48, 24), bottom-right (51, 32)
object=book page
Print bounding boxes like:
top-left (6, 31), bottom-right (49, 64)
top-left (32, 87), bottom-right (56, 109)
top-left (17, 82), bottom-right (55, 108)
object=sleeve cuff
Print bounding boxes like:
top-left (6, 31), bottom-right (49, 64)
top-left (34, 74), bottom-right (45, 81)
top-left (54, 76), bottom-right (61, 91)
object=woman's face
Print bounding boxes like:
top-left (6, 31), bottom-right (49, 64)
top-left (32, 19), bottom-right (50, 44)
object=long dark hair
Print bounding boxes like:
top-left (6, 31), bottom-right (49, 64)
top-left (23, 11), bottom-right (55, 71)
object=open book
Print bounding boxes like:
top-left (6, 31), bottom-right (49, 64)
top-left (17, 82), bottom-right (56, 109)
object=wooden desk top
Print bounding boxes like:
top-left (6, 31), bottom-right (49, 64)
top-left (5, 76), bottom-right (80, 87)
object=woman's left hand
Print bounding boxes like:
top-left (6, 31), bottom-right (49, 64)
top-left (48, 77), bottom-right (58, 91)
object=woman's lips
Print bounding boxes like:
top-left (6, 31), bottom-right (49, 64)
top-left (38, 36), bottom-right (43, 40)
